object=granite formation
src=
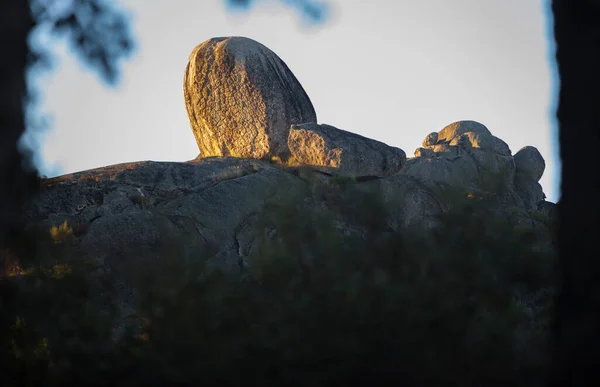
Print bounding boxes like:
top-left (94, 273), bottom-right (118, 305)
top-left (288, 123), bottom-right (406, 177)
top-left (12, 36), bottom-right (556, 338)
top-left (184, 36), bottom-right (317, 160)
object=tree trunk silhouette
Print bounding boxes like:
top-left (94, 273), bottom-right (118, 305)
top-left (0, 1), bottom-right (39, 249)
top-left (550, 0), bottom-right (600, 385)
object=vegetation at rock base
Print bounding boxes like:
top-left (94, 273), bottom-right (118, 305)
top-left (1, 170), bottom-right (556, 386)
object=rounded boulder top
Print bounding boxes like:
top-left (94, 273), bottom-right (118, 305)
top-left (184, 36), bottom-right (317, 160)
top-left (437, 120), bottom-right (492, 143)
top-left (514, 146), bottom-right (545, 182)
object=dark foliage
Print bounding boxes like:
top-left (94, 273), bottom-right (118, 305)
top-left (0, 174), bottom-right (556, 386)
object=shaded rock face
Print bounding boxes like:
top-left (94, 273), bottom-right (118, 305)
top-left (288, 123), bottom-right (406, 177)
top-left (513, 147), bottom-right (546, 210)
top-left (354, 174), bottom-right (450, 230)
top-left (514, 146), bottom-right (545, 182)
top-left (22, 158), bottom-right (305, 272)
top-left (184, 36), bottom-right (317, 160)
top-left (514, 174), bottom-right (546, 211)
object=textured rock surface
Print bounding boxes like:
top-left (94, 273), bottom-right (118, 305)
top-left (20, 124), bottom-right (553, 271)
top-left (437, 120), bottom-right (492, 142)
top-left (22, 157), bottom-right (305, 272)
top-left (288, 123), bottom-right (406, 177)
top-left (20, 118), bottom-right (554, 270)
top-left (514, 146), bottom-right (545, 182)
top-left (414, 147), bottom-right (434, 158)
top-left (506, 144), bottom-right (547, 210)
top-left (356, 174), bottom-right (450, 230)
top-left (514, 174), bottom-right (546, 211)
top-left (402, 120), bottom-right (515, 193)
top-left (184, 36), bottom-right (317, 160)
top-left (401, 120), bottom-right (551, 213)
top-left (422, 132), bottom-right (438, 147)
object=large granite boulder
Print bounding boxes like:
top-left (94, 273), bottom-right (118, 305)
top-left (288, 123), bottom-right (406, 177)
top-left (184, 36), bottom-right (317, 160)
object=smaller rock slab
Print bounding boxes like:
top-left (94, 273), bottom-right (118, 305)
top-left (288, 123), bottom-right (406, 177)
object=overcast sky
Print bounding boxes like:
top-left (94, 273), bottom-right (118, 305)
top-left (31, 0), bottom-right (560, 202)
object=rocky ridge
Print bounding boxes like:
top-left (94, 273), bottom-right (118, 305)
top-left (14, 36), bottom-right (556, 336)
top-left (19, 34), bottom-right (555, 271)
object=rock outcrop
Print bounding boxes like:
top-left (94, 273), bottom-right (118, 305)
top-left (401, 120), bottom-right (516, 196)
top-left (399, 120), bottom-right (554, 218)
top-left (288, 123), bottom-right (406, 177)
top-left (184, 36), bottom-right (317, 160)
top-left (514, 146), bottom-right (545, 182)
top-left (11, 37), bottom-right (556, 341)
top-left (14, 134), bottom-right (555, 337)
top-left (513, 146), bottom-right (546, 210)
top-left (19, 119), bottom-right (554, 271)
top-left (21, 158), bottom-right (307, 272)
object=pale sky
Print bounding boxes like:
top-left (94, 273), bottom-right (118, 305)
top-left (30, 0), bottom-right (560, 202)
